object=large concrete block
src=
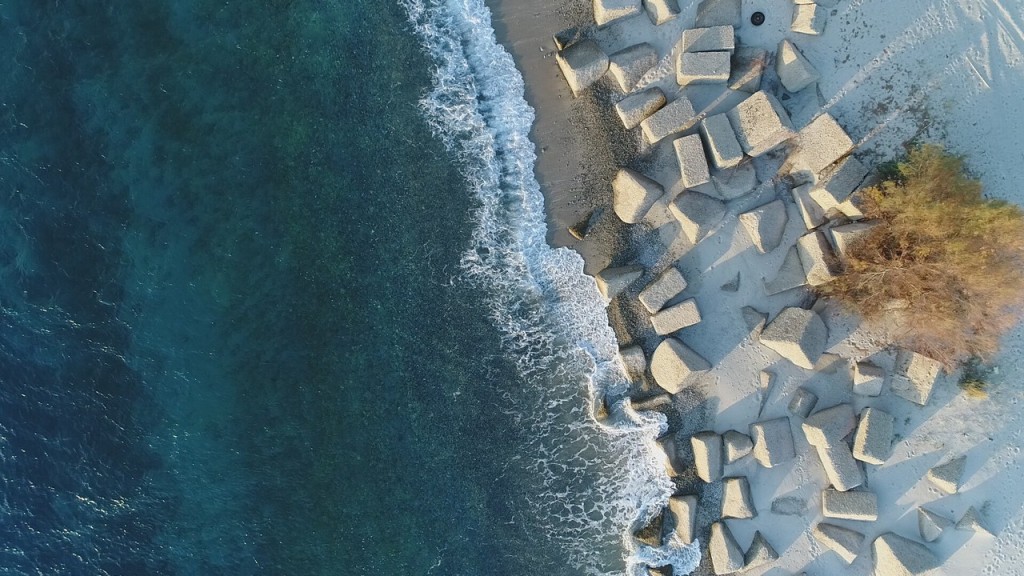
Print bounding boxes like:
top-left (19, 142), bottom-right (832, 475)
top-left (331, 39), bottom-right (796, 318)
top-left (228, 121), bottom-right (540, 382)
top-left (726, 91), bottom-right (795, 157)
top-left (613, 168), bottom-right (663, 224)
top-left (618, 345), bottom-right (647, 383)
top-left (853, 361), bottom-right (885, 396)
top-left (891, 349), bottom-right (943, 405)
top-left (700, 113), bottom-right (743, 170)
top-left (797, 230), bottom-right (840, 286)
top-left (750, 417), bottom-right (795, 468)
top-left (594, 0), bottom-right (642, 26)
top-left (639, 267), bottom-right (687, 313)
top-left (670, 193), bottom-right (724, 246)
top-left (927, 455), bottom-right (966, 494)
top-left (609, 43), bottom-right (659, 92)
top-left (814, 523), bottom-right (864, 564)
top-left (691, 431), bottom-right (723, 482)
top-left (615, 87), bottom-right (667, 129)
top-left (803, 404), bottom-right (857, 446)
top-left (822, 489), bottom-right (878, 521)
top-left (722, 476), bottom-right (756, 519)
top-left (642, 0), bottom-right (679, 25)
top-left (651, 338), bottom-right (711, 393)
top-left (712, 162), bottom-right (758, 200)
top-left (792, 183), bottom-right (827, 230)
top-left (956, 506), bottom-right (993, 535)
top-left (776, 39), bottom-right (819, 93)
top-left (811, 156), bottom-right (869, 212)
top-left (918, 507), bottom-right (952, 543)
top-left (595, 265), bottom-right (643, 299)
top-left (853, 407), bottom-right (894, 465)
top-left (678, 25), bottom-right (735, 53)
top-left (729, 47), bottom-right (766, 93)
top-left (640, 97), bottom-right (697, 143)
top-left (760, 307), bottom-right (828, 370)
top-left (764, 245), bottom-right (808, 295)
top-left (556, 40), bottom-right (610, 97)
top-left (792, 3), bottom-right (827, 35)
top-left (872, 533), bottom-right (939, 575)
top-left (788, 387), bottom-right (818, 418)
top-left (814, 441), bottom-right (865, 492)
top-left (651, 298), bottom-right (702, 335)
top-left (744, 532), bottom-right (778, 571)
top-left (677, 51), bottom-right (731, 85)
top-left (709, 522), bottom-right (744, 575)
top-left (668, 494), bottom-right (696, 543)
top-left (673, 134), bottom-right (712, 190)
top-left (740, 200), bottom-right (788, 254)
top-left (723, 429), bottom-right (752, 463)
top-left (830, 221), bottom-right (879, 263)
top-left (790, 113), bottom-right (855, 176)
top-left (695, 0), bottom-right (740, 27)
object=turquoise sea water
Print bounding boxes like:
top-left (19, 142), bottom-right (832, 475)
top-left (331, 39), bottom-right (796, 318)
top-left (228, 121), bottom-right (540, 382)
top-left (0, 1), bottom-right (696, 574)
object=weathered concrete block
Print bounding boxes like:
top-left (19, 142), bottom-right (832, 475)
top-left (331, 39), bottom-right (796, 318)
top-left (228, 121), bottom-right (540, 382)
top-left (634, 508), bottom-right (665, 547)
top-left (823, 489), bottom-right (878, 521)
top-left (776, 39), bottom-right (819, 93)
top-left (729, 47), bottom-right (766, 93)
top-left (613, 168), bottom-right (663, 224)
top-left (642, 0), bottom-right (679, 25)
top-left (739, 200), bottom-right (788, 254)
top-left (677, 51), bottom-right (731, 85)
top-left (552, 27), bottom-right (585, 51)
top-left (695, 0), bottom-right (740, 27)
top-left (813, 441), bottom-right (864, 492)
top-left (792, 2), bottom-right (827, 35)
top-left (668, 494), bottom-right (697, 543)
top-left (673, 134), bottom-right (712, 190)
top-left (618, 345), bottom-right (647, 383)
top-left (652, 298), bottom-right (702, 335)
top-left (726, 91), bottom-right (796, 157)
top-left (760, 307), bottom-right (828, 370)
top-left (830, 221), bottom-right (879, 263)
top-left (594, 0), bottom-right (642, 26)
top-left (792, 183), bottom-right (827, 230)
top-left (872, 533), bottom-right (939, 575)
top-left (633, 394), bottom-right (672, 411)
top-left (853, 407), bottom-right (894, 465)
top-left (764, 245), bottom-right (808, 295)
top-left (679, 25), bottom-right (735, 53)
top-left (700, 113), bottom-right (743, 170)
top-left (723, 429), bottom-right (752, 463)
top-left (656, 434), bottom-right (684, 476)
top-left (639, 267), bottom-right (687, 313)
top-left (722, 476), bottom-right (756, 518)
top-left (615, 87), bottom-right (667, 129)
top-left (709, 522), bottom-right (744, 575)
top-left (669, 192), bottom-right (725, 244)
top-left (609, 43), bottom-right (659, 92)
top-left (712, 161), bottom-right (758, 200)
top-left (927, 455), bottom-right (966, 494)
top-left (749, 417), bottom-right (795, 468)
top-left (811, 156), bottom-right (869, 212)
top-left (595, 265), bottom-right (643, 299)
top-left (803, 404), bottom-right (857, 446)
top-left (814, 523), bottom-right (864, 564)
top-left (853, 361), bottom-right (885, 396)
top-left (640, 96), bottom-right (697, 143)
top-left (788, 387), bottom-right (818, 418)
top-left (651, 338), bottom-right (711, 393)
top-left (918, 507), bottom-right (952, 543)
top-left (790, 113), bottom-right (855, 176)
top-left (956, 506), bottom-right (993, 536)
top-left (797, 231), bottom-right (840, 286)
top-left (556, 40), bottom-right (610, 97)
top-left (691, 431), bottom-right (723, 482)
top-left (744, 532), bottom-right (778, 571)
top-left (891, 349), bottom-right (943, 405)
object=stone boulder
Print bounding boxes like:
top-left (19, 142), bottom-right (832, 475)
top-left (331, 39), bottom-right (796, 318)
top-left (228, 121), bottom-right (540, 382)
top-left (700, 113), bottom-right (743, 170)
top-left (594, 0), bottom-right (642, 26)
top-left (595, 265), bottom-right (643, 299)
top-left (668, 494), bottom-right (697, 543)
top-left (797, 231), bottom-right (840, 286)
top-left (641, 97), bottom-right (697, 143)
top-left (678, 25), bottom-right (735, 53)
top-left (729, 47), bottom-right (766, 93)
top-left (764, 246), bottom-right (808, 295)
top-left (651, 338), bottom-right (711, 393)
top-left (776, 39), bottom-right (819, 93)
top-left (853, 361), bottom-right (885, 396)
top-left (918, 508), bottom-right (952, 543)
top-left (618, 345), bottom-right (647, 383)
top-left (669, 192), bottom-right (725, 244)
top-left (872, 533), bottom-right (939, 575)
top-left (673, 134), bottom-right (712, 190)
top-left (822, 489), bottom-right (878, 521)
top-left (556, 40), bottom-right (610, 97)
top-left (814, 523), bottom-right (864, 564)
top-left (615, 88), bottom-right (667, 129)
top-left (642, 0), bottom-right (679, 25)
top-left (651, 298), bottom-right (702, 335)
top-left (853, 407), bottom-right (894, 465)
top-left (709, 522), bottom-right (744, 575)
top-left (788, 387), bottom-right (818, 418)
top-left (613, 168), bottom-right (663, 224)
top-left (609, 44), bottom-right (659, 92)
top-left (722, 476), bottom-right (756, 519)
top-left (891, 349), bottom-right (943, 405)
top-left (711, 161), bottom-right (758, 200)
top-left (677, 51), bottom-right (731, 85)
top-left (639, 267), bottom-right (687, 313)
top-left (789, 113), bottom-right (855, 176)
top-left (726, 91), bottom-right (796, 157)
top-left (927, 455), bottom-right (966, 494)
top-left (691, 431), bottom-right (723, 482)
top-left (695, 0), bottom-right (740, 27)
top-left (723, 429), bottom-right (752, 463)
top-left (743, 532), bottom-right (778, 571)
top-left (739, 200), bottom-right (788, 254)
top-left (792, 3), bottom-right (826, 35)
top-left (759, 307), bottom-right (828, 370)
top-left (749, 417), bottom-right (795, 468)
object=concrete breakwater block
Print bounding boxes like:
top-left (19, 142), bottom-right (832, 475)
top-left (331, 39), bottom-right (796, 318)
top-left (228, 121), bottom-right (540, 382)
top-left (830, 221), bottom-right (879, 263)
top-left (640, 96), bottom-right (697, 143)
top-left (726, 90), bottom-right (795, 157)
top-left (790, 113), bottom-right (856, 177)
top-left (651, 338), bottom-right (711, 393)
top-left (822, 489), bottom-right (878, 521)
top-left (556, 40), bottom-right (610, 97)
top-left (792, 183), bottom-right (828, 229)
top-left (812, 155), bottom-right (869, 212)
top-left (678, 25), bottom-right (735, 53)
top-left (608, 43), bottom-right (658, 92)
top-left (712, 161), bottom-right (758, 200)
top-left (639, 267), bottom-right (687, 313)
top-left (760, 307), bottom-right (828, 370)
top-left (750, 417), bottom-right (795, 468)
top-left (612, 168), bottom-right (663, 224)
top-left (853, 361), bottom-right (885, 396)
top-left (788, 387), bottom-right (818, 418)
top-left (927, 455), bottom-right (966, 494)
top-left (918, 507), bottom-right (952, 543)
top-left (643, 0), bottom-right (679, 25)
top-left (691, 431), bottom-right (723, 482)
top-left (723, 429), bottom-right (752, 463)
top-left (743, 532), bottom-right (778, 571)
top-left (709, 522), bottom-right (744, 575)
top-left (853, 407), bottom-right (894, 465)
top-left (615, 87), bottom-right (666, 129)
top-left (797, 230), bottom-right (841, 286)
top-left (594, 0), bottom-right (642, 26)
top-left (673, 133), bottom-right (712, 191)
top-left (792, 2), bottom-right (827, 35)
top-left (777, 39), bottom-right (819, 93)
top-left (814, 522), bottom-right (864, 564)
top-left (695, 0), bottom-right (740, 27)
top-left (700, 113), bottom-right (743, 170)
top-left (891, 349), bottom-right (943, 405)
top-left (651, 298), bottom-right (702, 335)
top-left (722, 476), bottom-right (756, 519)
top-left (594, 265), bottom-right (643, 299)
top-left (668, 494), bottom-right (697, 543)
top-left (739, 200), bottom-right (788, 253)
top-left (669, 192), bottom-right (725, 244)
top-left (729, 47), bottom-right (766, 93)
top-left (764, 245), bottom-right (808, 295)
top-left (618, 345), bottom-right (647, 383)
top-left (677, 51), bottom-right (731, 85)
top-left (872, 532), bottom-right (939, 575)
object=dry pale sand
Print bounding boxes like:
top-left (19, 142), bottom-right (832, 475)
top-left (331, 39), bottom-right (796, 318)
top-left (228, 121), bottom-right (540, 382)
top-left (489, 0), bottom-right (1024, 574)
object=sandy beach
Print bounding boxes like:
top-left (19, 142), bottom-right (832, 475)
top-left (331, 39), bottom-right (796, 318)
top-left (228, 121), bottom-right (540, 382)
top-left (488, 0), bottom-right (1024, 574)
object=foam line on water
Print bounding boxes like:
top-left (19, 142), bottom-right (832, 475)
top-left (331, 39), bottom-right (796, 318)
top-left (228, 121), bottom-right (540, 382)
top-left (399, 0), bottom-right (701, 573)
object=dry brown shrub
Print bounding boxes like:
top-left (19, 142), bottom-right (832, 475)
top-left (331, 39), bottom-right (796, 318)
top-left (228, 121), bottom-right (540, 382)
top-left (816, 145), bottom-right (1024, 366)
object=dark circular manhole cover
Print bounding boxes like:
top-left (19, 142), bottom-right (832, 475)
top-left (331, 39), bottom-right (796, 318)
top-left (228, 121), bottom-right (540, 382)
top-left (751, 11), bottom-right (766, 26)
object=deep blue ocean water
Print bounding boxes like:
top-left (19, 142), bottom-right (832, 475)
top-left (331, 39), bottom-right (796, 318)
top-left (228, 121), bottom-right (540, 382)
top-left (0, 1), bottom-right (696, 574)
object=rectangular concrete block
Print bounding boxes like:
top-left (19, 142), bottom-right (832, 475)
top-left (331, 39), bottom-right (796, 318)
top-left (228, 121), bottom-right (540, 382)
top-left (677, 51), bottom-right (730, 85)
top-left (750, 417), bottom-right (795, 468)
top-left (639, 266), bottom-right (688, 313)
top-left (691, 431), bottom-right (723, 482)
top-left (822, 489), bottom-right (878, 521)
top-left (679, 25), bottom-right (735, 53)
top-left (651, 298), bottom-right (702, 335)
top-left (615, 87), bottom-right (667, 130)
top-left (853, 407), bottom-right (894, 465)
top-left (640, 97), bottom-right (697, 143)
top-left (594, 0), bottom-right (642, 26)
top-left (726, 91), bottom-right (795, 157)
top-left (700, 113), bottom-right (744, 170)
top-left (673, 133), bottom-right (712, 190)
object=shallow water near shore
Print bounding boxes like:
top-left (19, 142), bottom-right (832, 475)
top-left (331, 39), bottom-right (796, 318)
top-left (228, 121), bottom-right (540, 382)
top-left (0, 0), bottom-right (693, 574)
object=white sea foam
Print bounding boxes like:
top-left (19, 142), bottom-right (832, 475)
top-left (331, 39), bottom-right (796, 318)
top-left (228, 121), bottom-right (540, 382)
top-left (400, 0), bottom-right (701, 573)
